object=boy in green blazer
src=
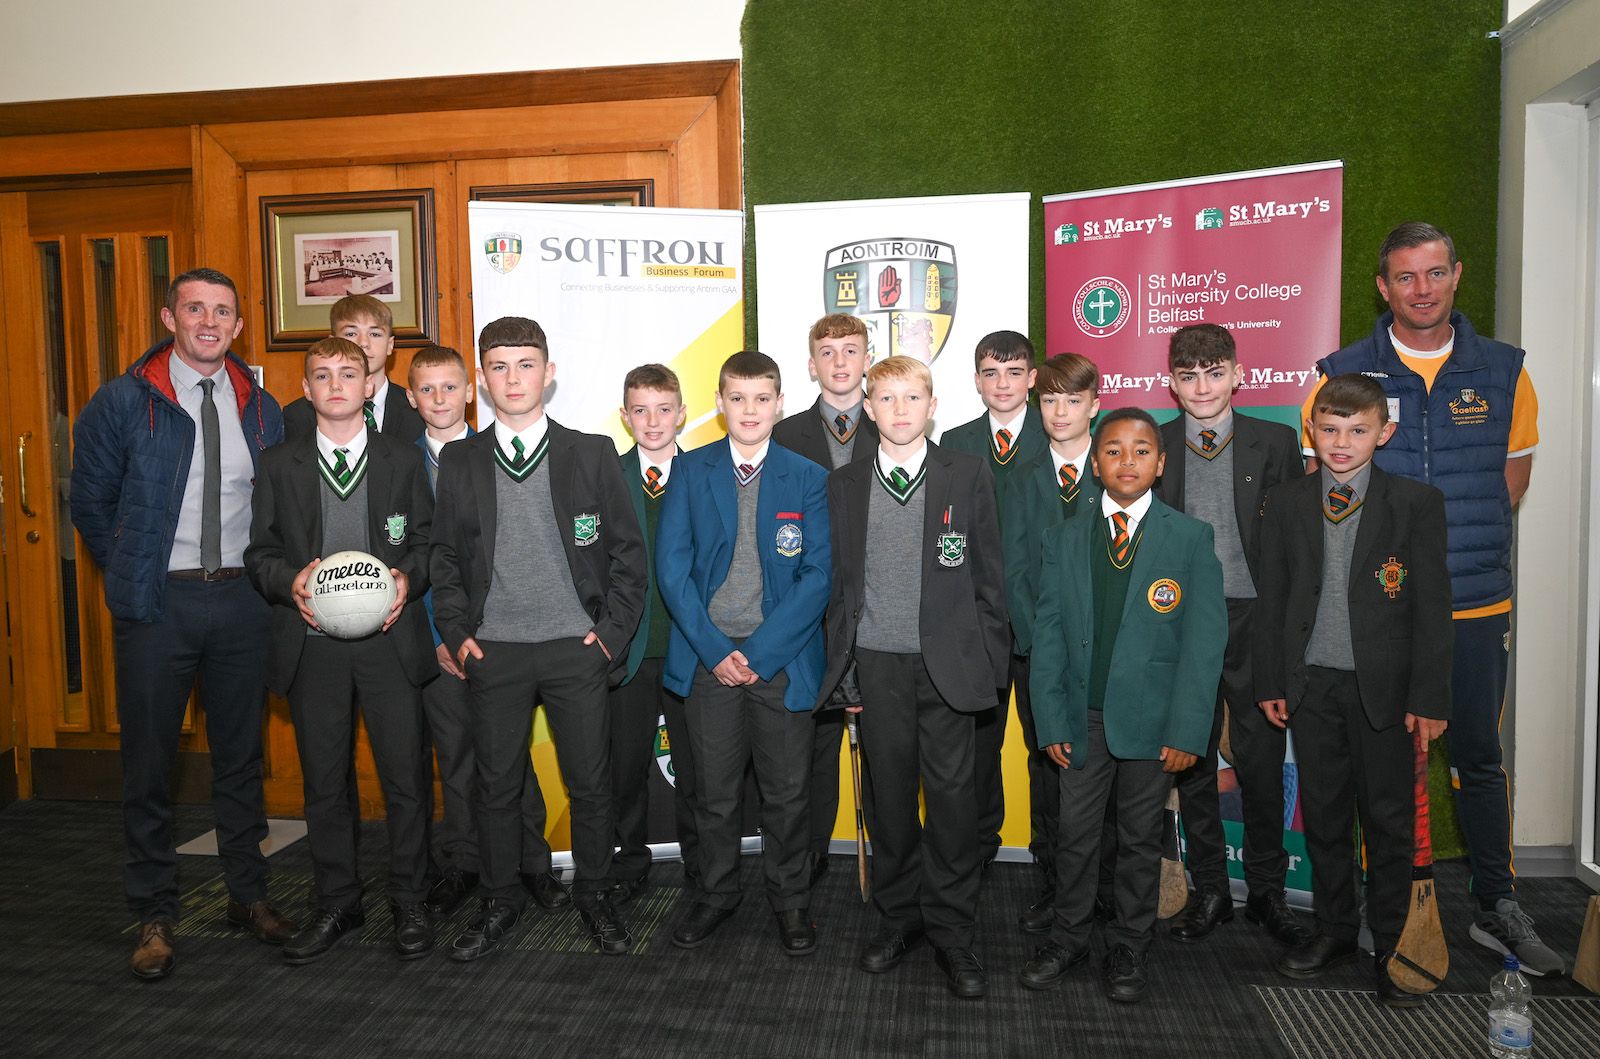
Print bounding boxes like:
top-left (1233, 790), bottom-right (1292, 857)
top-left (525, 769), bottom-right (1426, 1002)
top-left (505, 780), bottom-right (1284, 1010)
top-left (1023, 408), bottom-right (1227, 1003)
top-left (1000, 352), bottom-right (1099, 931)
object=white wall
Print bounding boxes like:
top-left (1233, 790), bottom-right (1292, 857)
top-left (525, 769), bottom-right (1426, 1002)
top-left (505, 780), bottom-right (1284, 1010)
top-left (1497, 0), bottom-right (1600, 874)
top-left (0, 0), bottom-right (745, 104)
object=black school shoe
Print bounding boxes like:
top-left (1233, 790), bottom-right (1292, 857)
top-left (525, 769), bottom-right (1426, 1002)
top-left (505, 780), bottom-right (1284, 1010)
top-left (1018, 942), bottom-right (1089, 990)
top-left (450, 899), bottom-right (521, 962)
top-left (859, 927), bottom-right (923, 973)
top-left (521, 870), bottom-right (572, 911)
top-left (934, 946), bottom-right (987, 999)
top-left (1018, 867), bottom-right (1057, 934)
top-left (576, 892), bottom-right (633, 955)
top-left (1169, 888), bottom-right (1234, 942)
top-left (776, 909), bottom-right (817, 956)
top-left (1102, 944), bottom-right (1149, 1003)
top-left (283, 906), bottom-right (365, 965)
top-left (1245, 890), bottom-right (1313, 947)
top-left (1374, 952), bottom-right (1425, 1009)
top-left (1276, 932), bottom-right (1360, 979)
top-left (423, 869), bottom-right (478, 917)
top-left (392, 902), bottom-right (434, 960)
top-left (671, 901), bottom-right (735, 949)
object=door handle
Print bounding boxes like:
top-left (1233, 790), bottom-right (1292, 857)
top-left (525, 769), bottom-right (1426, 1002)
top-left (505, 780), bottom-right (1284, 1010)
top-left (18, 431), bottom-right (35, 518)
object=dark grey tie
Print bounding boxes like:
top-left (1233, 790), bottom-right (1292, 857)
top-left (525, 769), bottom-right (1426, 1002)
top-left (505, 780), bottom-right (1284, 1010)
top-left (199, 377), bottom-right (221, 573)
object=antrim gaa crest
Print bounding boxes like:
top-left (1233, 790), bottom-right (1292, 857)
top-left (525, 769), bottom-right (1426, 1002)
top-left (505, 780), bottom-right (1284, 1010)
top-left (484, 232), bottom-right (523, 275)
top-left (824, 238), bottom-right (957, 365)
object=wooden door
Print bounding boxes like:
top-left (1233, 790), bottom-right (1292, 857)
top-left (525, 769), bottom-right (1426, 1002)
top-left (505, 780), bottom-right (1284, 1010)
top-left (0, 183), bottom-right (199, 798)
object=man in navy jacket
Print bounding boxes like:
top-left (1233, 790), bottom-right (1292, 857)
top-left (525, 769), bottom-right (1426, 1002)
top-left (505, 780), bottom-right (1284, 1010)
top-left (72, 268), bottom-right (293, 980)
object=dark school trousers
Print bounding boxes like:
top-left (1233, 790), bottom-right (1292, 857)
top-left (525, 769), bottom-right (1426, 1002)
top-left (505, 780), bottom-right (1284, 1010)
top-left (1011, 652), bottom-right (1061, 872)
top-left (1173, 597), bottom-right (1290, 897)
top-left (609, 656), bottom-right (702, 885)
top-left (809, 708), bottom-right (846, 866)
top-left (114, 574), bottom-right (272, 922)
top-left (421, 658), bottom-right (547, 876)
top-left (1446, 613), bottom-right (1515, 905)
top-left (856, 649), bottom-right (981, 949)
top-left (684, 666), bottom-right (811, 912)
top-left (289, 635), bottom-right (430, 908)
top-left (973, 662), bottom-right (1014, 862)
top-left (469, 637), bottom-right (615, 905)
top-left (1294, 666), bottom-right (1412, 952)
top-left (1051, 712), bottom-right (1170, 956)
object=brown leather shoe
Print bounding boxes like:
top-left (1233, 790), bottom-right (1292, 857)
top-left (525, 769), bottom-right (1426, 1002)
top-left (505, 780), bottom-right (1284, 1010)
top-left (130, 918), bottom-right (176, 980)
top-left (226, 899), bottom-right (298, 945)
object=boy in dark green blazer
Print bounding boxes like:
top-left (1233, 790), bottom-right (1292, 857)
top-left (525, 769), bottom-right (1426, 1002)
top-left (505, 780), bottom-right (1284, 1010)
top-left (1000, 352), bottom-right (1100, 931)
top-left (1023, 408), bottom-right (1227, 1003)
top-left (940, 329), bottom-right (1045, 864)
top-left (609, 363), bottom-right (699, 903)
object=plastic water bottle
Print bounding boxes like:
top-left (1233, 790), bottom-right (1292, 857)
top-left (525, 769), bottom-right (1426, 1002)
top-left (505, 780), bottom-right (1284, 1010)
top-left (1487, 954), bottom-right (1534, 1057)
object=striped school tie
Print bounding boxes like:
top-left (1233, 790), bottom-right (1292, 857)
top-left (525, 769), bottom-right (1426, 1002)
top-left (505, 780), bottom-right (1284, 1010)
top-left (1111, 511), bottom-right (1131, 565)
top-left (994, 428), bottom-right (1013, 460)
top-left (363, 399), bottom-right (378, 431)
top-left (643, 465), bottom-right (663, 499)
top-left (1200, 429), bottom-right (1218, 453)
top-left (834, 412), bottom-right (851, 440)
top-left (1326, 482), bottom-right (1359, 523)
top-left (332, 448), bottom-right (353, 489)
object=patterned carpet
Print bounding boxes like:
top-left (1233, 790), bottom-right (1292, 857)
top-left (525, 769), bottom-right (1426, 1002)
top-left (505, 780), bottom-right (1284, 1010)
top-left (1, 800), bottom-right (1594, 1058)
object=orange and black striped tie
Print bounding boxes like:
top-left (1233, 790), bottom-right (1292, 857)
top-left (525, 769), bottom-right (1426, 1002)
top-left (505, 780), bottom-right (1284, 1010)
top-left (643, 465), bottom-right (663, 500)
top-left (1059, 462), bottom-right (1078, 499)
top-left (833, 412), bottom-right (851, 440)
top-left (1200, 429), bottom-right (1218, 453)
top-left (1111, 511), bottom-right (1131, 564)
top-left (1326, 482), bottom-right (1357, 523)
top-left (994, 428), bottom-right (1013, 459)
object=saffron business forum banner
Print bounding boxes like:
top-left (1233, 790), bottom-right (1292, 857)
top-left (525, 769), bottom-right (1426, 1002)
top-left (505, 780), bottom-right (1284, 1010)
top-left (468, 201), bottom-right (747, 858)
top-left (754, 192), bottom-right (1037, 854)
top-left (1045, 161), bottom-right (1345, 897)
top-left (754, 193), bottom-right (1031, 441)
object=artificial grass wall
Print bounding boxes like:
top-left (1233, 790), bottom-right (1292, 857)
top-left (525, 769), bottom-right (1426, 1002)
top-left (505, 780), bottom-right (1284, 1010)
top-left (742, 0), bottom-right (1504, 355)
top-left (743, 1), bottom-right (1505, 860)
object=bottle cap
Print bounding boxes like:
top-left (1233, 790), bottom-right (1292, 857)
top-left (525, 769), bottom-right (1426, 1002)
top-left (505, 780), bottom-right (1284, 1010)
top-left (1503, 954), bottom-right (1520, 971)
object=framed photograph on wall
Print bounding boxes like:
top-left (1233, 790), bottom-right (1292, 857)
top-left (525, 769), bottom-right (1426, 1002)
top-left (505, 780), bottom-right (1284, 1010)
top-left (260, 189), bottom-right (437, 351)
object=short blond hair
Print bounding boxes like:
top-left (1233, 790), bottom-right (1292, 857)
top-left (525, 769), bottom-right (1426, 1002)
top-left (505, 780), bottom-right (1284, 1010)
top-left (303, 336), bottom-right (368, 378)
top-left (865, 355), bottom-right (933, 397)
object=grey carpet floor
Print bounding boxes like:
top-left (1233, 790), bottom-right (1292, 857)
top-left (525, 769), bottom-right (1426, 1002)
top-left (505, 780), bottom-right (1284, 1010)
top-left (0, 800), bottom-right (1593, 1058)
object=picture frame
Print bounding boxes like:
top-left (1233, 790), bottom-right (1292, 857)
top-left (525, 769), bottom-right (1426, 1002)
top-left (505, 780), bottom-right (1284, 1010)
top-left (468, 178), bottom-right (654, 207)
top-left (260, 189), bottom-right (437, 351)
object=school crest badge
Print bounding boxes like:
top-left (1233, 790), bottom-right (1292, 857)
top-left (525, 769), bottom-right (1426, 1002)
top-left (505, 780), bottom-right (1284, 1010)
top-left (573, 513), bottom-right (600, 547)
top-left (1147, 578), bottom-right (1181, 613)
top-left (1375, 556), bottom-right (1407, 599)
top-left (937, 531), bottom-right (967, 568)
top-left (775, 522), bottom-right (803, 558)
top-left (384, 513), bottom-right (407, 546)
top-left (823, 237), bottom-right (957, 365)
top-left (484, 232), bottom-right (523, 275)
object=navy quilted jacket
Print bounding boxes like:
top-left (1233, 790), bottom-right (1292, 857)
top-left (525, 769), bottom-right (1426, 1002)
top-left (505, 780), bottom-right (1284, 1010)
top-left (71, 339), bottom-right (284, 622)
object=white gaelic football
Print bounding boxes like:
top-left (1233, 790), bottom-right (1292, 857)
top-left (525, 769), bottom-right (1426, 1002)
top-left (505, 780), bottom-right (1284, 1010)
top-left (307, 550), bottom-right (397, 639)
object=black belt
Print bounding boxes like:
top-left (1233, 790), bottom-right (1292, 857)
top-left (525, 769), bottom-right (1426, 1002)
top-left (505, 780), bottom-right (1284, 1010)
top-left (168, 567), bottom-right (245, 582)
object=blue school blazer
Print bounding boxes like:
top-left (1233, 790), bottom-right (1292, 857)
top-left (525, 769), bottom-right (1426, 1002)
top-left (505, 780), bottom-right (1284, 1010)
top-left (656, 439), bottom-right (831, 712)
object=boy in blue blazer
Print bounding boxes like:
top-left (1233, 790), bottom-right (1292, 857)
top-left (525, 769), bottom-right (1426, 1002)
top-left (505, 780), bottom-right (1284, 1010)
top-left (1024, 407), bottom-right (1227, 1003)
top-left (656, 351), bottom-right (832, 957)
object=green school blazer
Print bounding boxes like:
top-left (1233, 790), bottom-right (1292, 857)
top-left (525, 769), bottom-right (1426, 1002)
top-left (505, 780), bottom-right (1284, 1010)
top-left (1027, 497), bottom-right (1227, 765)
top-left (1000, 449), bottom-right (1098, 657)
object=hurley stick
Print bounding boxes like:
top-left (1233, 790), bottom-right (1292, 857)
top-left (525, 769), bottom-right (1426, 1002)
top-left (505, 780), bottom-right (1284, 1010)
top-left (1390, 728), bottom-right (1448, 993)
